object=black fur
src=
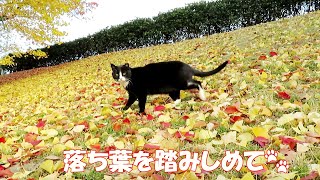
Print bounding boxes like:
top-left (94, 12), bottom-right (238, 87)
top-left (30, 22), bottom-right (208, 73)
top-left (111, 60), bottom-right (228, 113)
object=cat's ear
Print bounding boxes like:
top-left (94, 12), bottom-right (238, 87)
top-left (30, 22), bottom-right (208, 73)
top-left (124, 63), bottom-right (129, 67)
top-left (110, 64), bottom-right (117, 70)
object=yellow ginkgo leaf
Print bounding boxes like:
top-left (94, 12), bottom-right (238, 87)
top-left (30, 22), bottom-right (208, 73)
top-left (114, 141), bottom-right (125, 149)
top-left (221, 131), bottom-right (237, 145)
top-left (40, 160), bottom-right (54, 174)
top-left (252, 127), bottom-right (269, 139)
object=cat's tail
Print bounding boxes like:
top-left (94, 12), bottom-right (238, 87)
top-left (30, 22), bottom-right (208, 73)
top-left (193, 60), bottom-right (229, 77)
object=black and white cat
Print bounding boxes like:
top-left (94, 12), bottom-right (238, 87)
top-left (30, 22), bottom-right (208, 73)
top-left (111, 60), bottom-right (228, 113)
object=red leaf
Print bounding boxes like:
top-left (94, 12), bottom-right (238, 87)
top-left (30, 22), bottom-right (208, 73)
top-left (24, 133), bottom-right (41, 146)
top-left (152, 174), bottom-right (165, 180)
top-left (230, 116), bottom-right (242, 123)
top-left (144, 144), bottom-right (160, 150)
top-left (147, 114), bottom-right (154, 120)
top-left (0, 137), bottom-right (5, 143)
top-left (258, 69), bottom-right (265, 74)
top-left (0, 169), bottom-right (13, 178)
top-left (0, 165), bottom-right (4, 171)
top-left (270, 51), bottom-right (278, 57)
top-left (154, 105), bottom-right (165, 111)
top-left (90, 144), bottom-right (101, 151)
top-left (36, 119), bottom-right (46, 128)
top-left (175, 131), bottom-right (182, 138)
top-left (104, 145), bottom-right (116, 153)
top-left (279, 136), bottom-right (298, 150)
top-left (184, 131), bottom-right (195, 138)
top-left (122, 118), bottom-right (131, 124)
top-left (254, 136), bottom-right (270, 148)
top-left (259, 55), bottom-right (267, 60)
top-left (182, 115), bottom-right (189, 120)
top-left (278, 91), bottom-right (291, 100)
top-left (161, 122), bottom-right (171, 128)
top-left (224, 106), bottom-right (239, 114)
top-left (301, 171), bottom-right (319, 180)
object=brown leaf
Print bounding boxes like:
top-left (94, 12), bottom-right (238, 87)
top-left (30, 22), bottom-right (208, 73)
top-left (193, 121), bottom-right (207, 128)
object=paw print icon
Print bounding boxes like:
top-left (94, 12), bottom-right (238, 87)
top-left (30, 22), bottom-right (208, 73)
top-left (264, 150), bottom-right (278, 163)
top-left (276, 160), bottom-right (290, 173)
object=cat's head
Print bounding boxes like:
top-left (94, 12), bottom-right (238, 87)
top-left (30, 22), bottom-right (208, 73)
top-left (111, 63), bottom-right (132, 87)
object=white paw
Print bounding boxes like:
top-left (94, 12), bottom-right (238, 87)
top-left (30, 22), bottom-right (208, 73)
top-left (264, 150), bottom-right (278, 163)
top-left (174, 99), bottom-right (181, 105)
top-left (276, 160), bottom-right (289, 173)
top-left (198, 85), bottom-right (206, 101)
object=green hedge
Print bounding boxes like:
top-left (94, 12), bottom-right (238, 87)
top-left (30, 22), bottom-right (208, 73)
top-left (4, 0), bottom-right (320, 72)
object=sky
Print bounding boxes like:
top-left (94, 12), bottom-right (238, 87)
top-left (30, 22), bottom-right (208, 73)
top-left (61, 0), bottom-right (206, 42)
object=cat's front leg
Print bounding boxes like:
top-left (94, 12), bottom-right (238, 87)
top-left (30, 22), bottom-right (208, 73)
top-left (123, 92), bottom-right (137, 110)
top-left (137, 94), bottom-right (147, 113)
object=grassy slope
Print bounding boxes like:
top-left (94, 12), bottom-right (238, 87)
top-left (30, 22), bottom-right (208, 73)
top-left (0, 11), bottom-right (320, 179)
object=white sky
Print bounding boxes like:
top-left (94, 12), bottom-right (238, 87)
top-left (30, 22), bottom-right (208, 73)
top-left (61, 0), bottom-right (206, 42)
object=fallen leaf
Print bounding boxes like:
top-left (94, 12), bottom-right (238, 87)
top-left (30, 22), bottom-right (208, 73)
top-left (221, 131), bottom-right (237, 145)
top-left (301, 171), bottom-right (319, 180)
top-left (160, 122), bottom-right (171, 128)
top-left (144, 144), bottom-right (160, 150)
top-left (40, 160), bottom-right (54, 174)
top-left (278, 91), bottom-right (291, 100)
top-left (182, 115), bottom-right (189, 120)
top-left (0, 137), bottom-right (5, 143)
top-left (193, 121), bottom-right (207, 128)
top-left (24, 133), bottom-right (41, 146)
top-left (113, 123), bottom-right (122, 131)
top-left (122, 118), bottom-right (131, 124)
top-left (259, 55), bottom-right (267, 60)
top-left (154, 105), bottom-right (165, 111)
top-left (0, 169), bottom-right (13, 177)
top-left (252, 127), bottom-right (270, 139)
top-left (230, 116), bottom-right (242, 123)
top-left (269, 51), bottom-right (278, 57)
top-left (114, 141), bottom-right (125, 149)
top-left (147, 114), bottom-right (154, 120)
top-left (241, 172), bottom-right (255, 180)
top-left (72, 125), bottom-right (86, 133)
top-left (224, 106), bottom-right (239, 114)
top-left (126, 128), bottom-right (137, 134)
top-left (254, 137), bottom-right (270, 147)
top-left (90, 144), bottom-right (101, 151)
top-left (36, 119), bottom-right (46, 128)
top-left (279, 136), bottom-right (299, 150)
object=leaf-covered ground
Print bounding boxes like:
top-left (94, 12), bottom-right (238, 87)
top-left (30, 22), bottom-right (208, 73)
top-left (0, 11), bottom-right (320, 180)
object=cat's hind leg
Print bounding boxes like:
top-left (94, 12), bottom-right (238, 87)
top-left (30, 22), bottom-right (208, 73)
top-left (169, 91), bottom-right (180, 101)
top-left (137, 94), bottom-right (147, 113)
